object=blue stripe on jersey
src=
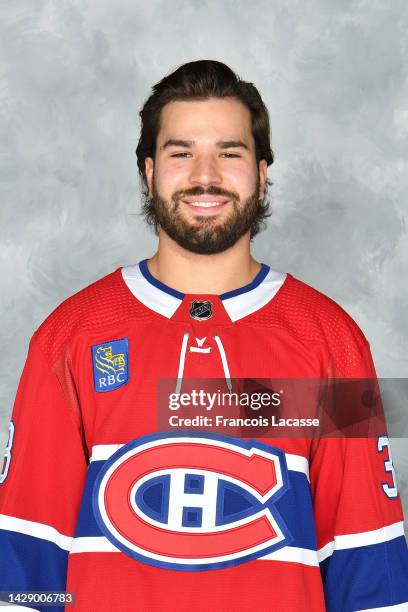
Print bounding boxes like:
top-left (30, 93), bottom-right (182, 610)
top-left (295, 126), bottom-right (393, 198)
top-left (75, 461), bottom-right (317, 551)
top-left (138, 259), bottom-right (185, 300)
top-left (320, 536), bottom-right (408, 611)
top-left (0, 529), bottom-right (68, 611)
top-left (75, 461), bottom-right (105, 537)
top-left (138, 259), bottom-right (271, 301)
top-left (274, 471), bottom-right (317, 550)
top-left (220, 263), bottom-right (270, 300)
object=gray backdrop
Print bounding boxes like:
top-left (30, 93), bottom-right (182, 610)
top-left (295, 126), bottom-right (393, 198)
top-left (1, 0), bottom-right (407, 524)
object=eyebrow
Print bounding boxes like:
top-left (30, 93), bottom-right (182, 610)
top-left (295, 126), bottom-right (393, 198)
top-left (161, 139), bottom-right (249, 151)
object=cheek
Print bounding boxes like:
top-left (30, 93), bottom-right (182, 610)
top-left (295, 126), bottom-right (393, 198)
top-left (154, 162), bottom-right (188, 195)
top-left (224, 165), bottom-right (258, 194)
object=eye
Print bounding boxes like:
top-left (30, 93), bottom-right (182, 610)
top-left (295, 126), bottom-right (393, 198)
top-left (171, 152), bottom-right (191, 158)
top-left (220, 153), bottom-right (240, 158)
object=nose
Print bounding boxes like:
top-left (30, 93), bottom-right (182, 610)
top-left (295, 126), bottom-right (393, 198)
top-left (188, 153), bottom-right (223, 187)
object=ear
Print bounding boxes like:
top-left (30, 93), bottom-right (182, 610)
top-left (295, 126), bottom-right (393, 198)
top-left (145, 157), bottom-right (154, 197)
top-left (258, 159), bottom-right (268, 200)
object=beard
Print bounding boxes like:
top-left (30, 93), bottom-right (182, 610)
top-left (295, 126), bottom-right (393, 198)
top-left (144, 181), bottom-right (262, 255)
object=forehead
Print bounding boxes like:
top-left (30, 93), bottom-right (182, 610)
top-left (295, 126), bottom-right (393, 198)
top-left (157, 97), bottom-right (254, 146)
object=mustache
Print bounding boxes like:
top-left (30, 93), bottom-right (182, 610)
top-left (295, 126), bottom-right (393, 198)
top-left (173, 186), bottom-right (239, 201)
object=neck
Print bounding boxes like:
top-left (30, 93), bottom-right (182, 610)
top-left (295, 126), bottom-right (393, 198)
top-left (147, 231), bottom-right (261, 295)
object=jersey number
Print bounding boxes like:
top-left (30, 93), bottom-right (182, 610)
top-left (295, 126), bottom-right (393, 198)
top-left (377, 434), bottom-right (398, 499)
top-left (0, 421), bottom-right (15, 484)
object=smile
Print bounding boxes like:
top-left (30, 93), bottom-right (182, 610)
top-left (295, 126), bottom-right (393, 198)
top-left (187, 201), bottom-right (227, 208)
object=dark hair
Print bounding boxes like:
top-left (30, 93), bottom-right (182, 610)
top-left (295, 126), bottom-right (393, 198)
top-left (136, 60), bottom-right (274, 236)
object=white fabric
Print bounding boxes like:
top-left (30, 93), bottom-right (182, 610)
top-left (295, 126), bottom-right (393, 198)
top-left (90, 444), bottom-right (310, 479)
top-left (175, 332), bottom-right (189, 394)
top-left (213, 335), bottom-right (232, 392)
top-left (357, 602), bottom-right (408, 611)
top-left (0, 606), bottom-right (38, 611)
top-left (222, 269), bottom-right (287, 321)
top-left (0, 513), bottom-right (72, 551)
top-left (70, 536), bottom-right (318, 568)
top-left (121, 265), bottom-right (181, 318)
top-left (121, 264), bottom-right (287, 322)
top-left (260, 545), bottom-right (318, 566)
top-left (317, 521), bottom-right (406, 563)
top-left (285, 453), bottom-right (310, 480)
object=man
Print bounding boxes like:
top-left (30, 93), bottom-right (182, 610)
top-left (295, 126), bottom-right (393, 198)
top-left (0, 60), bottom-right (407, 611)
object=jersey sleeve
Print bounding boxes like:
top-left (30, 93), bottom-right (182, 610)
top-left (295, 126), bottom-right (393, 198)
top-left (310, 340), bottom-right (408, 611)
top-left (0, 332), bottom-right (87, 610)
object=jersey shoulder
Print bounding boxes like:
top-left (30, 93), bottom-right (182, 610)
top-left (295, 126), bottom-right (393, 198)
top-left (33, 268), bottom-right (152, 364)
top-left (250, 272), bottom-right (372, 376)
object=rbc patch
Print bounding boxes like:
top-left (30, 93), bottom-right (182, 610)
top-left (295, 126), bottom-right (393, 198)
top-left (92, 338), bottom-right (129, 392)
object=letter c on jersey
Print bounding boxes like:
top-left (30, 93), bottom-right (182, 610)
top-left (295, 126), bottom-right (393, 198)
top-left (92, 432), bottom-right (292, 570)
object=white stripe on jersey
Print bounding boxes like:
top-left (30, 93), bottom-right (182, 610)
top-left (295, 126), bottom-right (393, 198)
top-left (70, 536), bottom-right (119, 553)
top-left (259, 545), bottom-right (318, 566)
top-left (0, 513), bottom-right (72, 551)
top-left (0, 605), bottom-right (38, 611)
top-left (89, 444), bottom-right (310, 480)
top-left (1, 512), bottom-right (402, 573)
top-left (318, 521), bottom-right (406, 563)
top-left (69, 536), bottom-right (319, 567)
top-left (357, 602), bottom-right (408, 611)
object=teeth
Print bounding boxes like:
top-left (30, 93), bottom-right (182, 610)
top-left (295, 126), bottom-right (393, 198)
top-left (188, 201), bottom-right (226, 207)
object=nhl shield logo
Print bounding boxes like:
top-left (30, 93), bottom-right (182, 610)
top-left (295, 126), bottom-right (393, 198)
top-left (190, 300), bottom-right (213, 321)
top-left (92, 338), bottom-right (129, 392)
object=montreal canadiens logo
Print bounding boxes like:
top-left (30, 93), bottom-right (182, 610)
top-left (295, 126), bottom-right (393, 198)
top-left (92, 431), bottom-right (292, 571)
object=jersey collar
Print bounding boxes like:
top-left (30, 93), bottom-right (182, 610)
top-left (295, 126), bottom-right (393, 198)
top-left (121, 259), bottom-right (287, 321)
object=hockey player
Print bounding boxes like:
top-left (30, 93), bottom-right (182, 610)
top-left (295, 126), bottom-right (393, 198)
top-left (1, 60), bottom-right (407, 611)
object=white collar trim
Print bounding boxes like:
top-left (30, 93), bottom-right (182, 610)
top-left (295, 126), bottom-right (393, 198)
top-left (121, 264), bottom-right (181, 318)
top-left (121, 263), bottom-right (287, 321)
top-left (222, 268), bottom-right (287, 321)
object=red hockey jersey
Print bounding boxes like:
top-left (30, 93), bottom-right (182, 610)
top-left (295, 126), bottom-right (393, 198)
top-left (0, 260), bottom-right (407, 611)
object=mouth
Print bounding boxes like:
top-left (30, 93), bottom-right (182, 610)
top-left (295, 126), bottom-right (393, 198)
top-left (181, 196), bottom-right (230, 213)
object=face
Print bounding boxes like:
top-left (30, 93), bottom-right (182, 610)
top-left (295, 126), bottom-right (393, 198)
top-left (144, 97), bottom-right (268, 255)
